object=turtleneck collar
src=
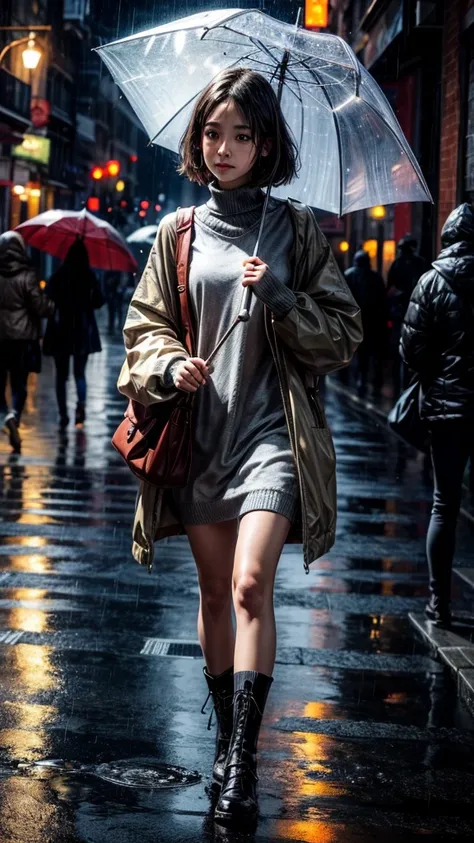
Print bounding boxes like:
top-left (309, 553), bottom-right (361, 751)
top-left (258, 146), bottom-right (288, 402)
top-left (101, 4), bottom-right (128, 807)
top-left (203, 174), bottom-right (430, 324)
top-left (195, 181), bottom-right (269, 239)
top-left (206, 181), bottom-right (265, 217)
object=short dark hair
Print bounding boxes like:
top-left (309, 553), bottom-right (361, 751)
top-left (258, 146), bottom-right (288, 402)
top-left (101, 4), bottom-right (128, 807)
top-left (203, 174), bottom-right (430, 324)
top-left (179, 68), bottom-right (299, 188)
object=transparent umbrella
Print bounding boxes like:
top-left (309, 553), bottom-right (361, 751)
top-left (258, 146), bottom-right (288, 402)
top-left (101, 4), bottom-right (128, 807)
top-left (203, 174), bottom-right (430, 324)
top-left (96, 8), bottom-right (432, 215)
top-left (96, 7), bottom-right (432, 357)
top-left (126, 226), bottom-right (159, 248)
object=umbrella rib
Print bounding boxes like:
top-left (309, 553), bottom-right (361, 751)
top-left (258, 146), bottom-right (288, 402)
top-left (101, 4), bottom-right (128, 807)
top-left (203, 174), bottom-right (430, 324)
top-left (362, 98), bottom-right (433, 200)
top-left (333, 34), bottom-right (361, 95)
top-left (299, 58), bottom-right (345, 216)
top-left (217, 24), bottom-right (356, 72)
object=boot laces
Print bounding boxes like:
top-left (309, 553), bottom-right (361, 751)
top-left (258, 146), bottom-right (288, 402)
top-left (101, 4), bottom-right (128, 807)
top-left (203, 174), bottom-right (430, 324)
top-left (225, 688), bottom-right (261, 780)
top-left (201, 687), bottom-right (233, 731)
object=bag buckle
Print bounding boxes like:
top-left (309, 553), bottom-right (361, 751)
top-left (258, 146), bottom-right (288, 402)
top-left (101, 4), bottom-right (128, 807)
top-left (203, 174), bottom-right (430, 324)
top-left (127, 425), bottom-right (136, 443)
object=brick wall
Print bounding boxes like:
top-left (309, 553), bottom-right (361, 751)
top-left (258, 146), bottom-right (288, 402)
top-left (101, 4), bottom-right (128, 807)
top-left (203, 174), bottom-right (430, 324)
top-left (438, 0), bottom-right (463, 240)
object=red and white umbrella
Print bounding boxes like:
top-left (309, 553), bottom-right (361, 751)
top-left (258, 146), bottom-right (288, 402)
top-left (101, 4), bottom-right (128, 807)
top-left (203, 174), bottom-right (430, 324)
top-left (15, 208), bottom-right (138, 272)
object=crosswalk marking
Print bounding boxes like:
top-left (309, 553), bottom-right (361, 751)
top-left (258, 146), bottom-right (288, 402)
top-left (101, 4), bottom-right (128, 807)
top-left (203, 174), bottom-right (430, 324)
top-left (0, 630), bottom-right (24, 645)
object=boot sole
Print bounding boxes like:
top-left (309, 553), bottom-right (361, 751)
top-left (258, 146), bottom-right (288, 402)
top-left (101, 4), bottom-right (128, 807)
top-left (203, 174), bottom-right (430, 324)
top-left (214, 807), bottom-right (258, 827)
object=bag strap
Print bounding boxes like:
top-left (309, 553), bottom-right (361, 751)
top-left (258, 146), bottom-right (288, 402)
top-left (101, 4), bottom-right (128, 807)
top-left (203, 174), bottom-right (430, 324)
top-left (175, 206), bottom-right (195, 356)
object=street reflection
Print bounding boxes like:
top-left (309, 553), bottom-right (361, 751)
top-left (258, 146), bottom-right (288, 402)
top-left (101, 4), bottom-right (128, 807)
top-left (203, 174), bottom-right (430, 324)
top-left (0, 779), bottom-right (64, 843)
top-left (7, 607), bottom-right (49, 633)
top-left (10, 644), bottom-right (57, 695)
top-left (6, 554), bottom-right (52, 574)
top-left (274, 819), bottom-right (337, 843)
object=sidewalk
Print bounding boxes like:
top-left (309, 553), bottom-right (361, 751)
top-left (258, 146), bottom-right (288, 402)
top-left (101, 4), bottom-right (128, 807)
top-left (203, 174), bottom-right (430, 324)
top-left (1, 335), bottom-right (474, 840)
top-left (326, 376), bottom-right (474, 716)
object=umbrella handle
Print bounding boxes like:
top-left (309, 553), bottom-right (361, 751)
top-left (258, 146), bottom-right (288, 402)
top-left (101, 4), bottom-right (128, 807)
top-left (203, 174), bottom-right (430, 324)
top-left (238, 286), bottom-right (252, 322)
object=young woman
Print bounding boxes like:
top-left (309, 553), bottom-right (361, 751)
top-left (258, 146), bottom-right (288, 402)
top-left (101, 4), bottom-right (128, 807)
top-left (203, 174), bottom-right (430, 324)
top-left (43, 239), bottom-right (104, 428)
top-left (118, 68), bottom-right (362, 826)
top-left (401, 203), bottom-right (474, 629)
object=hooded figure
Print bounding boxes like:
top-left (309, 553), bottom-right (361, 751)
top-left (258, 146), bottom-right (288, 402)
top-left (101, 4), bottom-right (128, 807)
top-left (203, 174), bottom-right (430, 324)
top-left (344, 250), bottom-right (388, 395)
top-left (0, 231), bottom-right (54, 450)
top-left (43, 238), bottom-right (104, 428)
top-left (400, 203), bottom-right (474, 628)
top-left (388, 233), bottom-right (427, 315)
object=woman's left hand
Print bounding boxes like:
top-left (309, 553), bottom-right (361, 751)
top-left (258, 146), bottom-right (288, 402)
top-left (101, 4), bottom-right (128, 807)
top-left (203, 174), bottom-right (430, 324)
top-left (242, 256), bottom-right (269, 287)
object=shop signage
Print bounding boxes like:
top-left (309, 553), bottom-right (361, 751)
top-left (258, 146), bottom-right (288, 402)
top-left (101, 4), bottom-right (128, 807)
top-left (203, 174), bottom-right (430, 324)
top-left (12, 134), bottom-right (51, 165)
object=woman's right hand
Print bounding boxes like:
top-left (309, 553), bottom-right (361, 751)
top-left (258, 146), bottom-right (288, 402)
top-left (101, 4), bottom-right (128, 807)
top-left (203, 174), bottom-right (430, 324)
top-left (173, 357), bottom-right (210, 393)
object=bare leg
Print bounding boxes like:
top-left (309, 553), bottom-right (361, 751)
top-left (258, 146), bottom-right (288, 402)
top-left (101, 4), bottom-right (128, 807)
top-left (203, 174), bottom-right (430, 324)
top-left (185, 520), bottom-right (238, 675)
top-left (232, 511), bottom-right (291, 675)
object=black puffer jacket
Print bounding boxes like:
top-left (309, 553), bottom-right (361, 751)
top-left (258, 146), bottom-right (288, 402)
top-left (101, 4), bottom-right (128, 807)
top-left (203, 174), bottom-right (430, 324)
top-left (0, 231), bottom-right (54, 342)
top-left (400, 203), bottom-right (474, 422)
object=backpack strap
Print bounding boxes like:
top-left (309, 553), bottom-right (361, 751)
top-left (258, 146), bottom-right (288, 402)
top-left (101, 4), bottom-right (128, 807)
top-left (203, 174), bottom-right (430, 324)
top-left (175, 206), bottom-right (195, 356)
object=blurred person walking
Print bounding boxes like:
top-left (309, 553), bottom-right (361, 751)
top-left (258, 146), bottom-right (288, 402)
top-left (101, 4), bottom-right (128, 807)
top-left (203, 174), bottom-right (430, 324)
top-left (104, 270), bottom-right (126, 334)
top-left (344, 249), bottom-right (388, 397)
top-left (0, 231), bottom-right (54, 452)
top-left (43, 239), bottom-right (104, 428)
top-left (388, 234), bottom-right (427, 396)
top-left (401, 204), bottom-right (474, 628)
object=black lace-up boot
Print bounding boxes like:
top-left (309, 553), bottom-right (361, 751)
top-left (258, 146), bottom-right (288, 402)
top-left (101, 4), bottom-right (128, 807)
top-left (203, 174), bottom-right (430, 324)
top-left (203, 665), bottom-right (234, 788)
top-left (214, 671), bottom-right (273, 826)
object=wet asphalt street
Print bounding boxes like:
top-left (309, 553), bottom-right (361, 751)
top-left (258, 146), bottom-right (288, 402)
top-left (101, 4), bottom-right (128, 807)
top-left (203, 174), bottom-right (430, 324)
top-left (1, 328), bottom-right (474, 843)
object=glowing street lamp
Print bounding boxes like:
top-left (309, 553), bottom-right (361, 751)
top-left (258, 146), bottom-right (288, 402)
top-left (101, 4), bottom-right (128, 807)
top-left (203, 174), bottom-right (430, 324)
top-left (0, 26), bottom-right (51, 71)
top-left (368, 205), bottom-right (387, 220)
top-left (22, 34), bottom-right (42, 70)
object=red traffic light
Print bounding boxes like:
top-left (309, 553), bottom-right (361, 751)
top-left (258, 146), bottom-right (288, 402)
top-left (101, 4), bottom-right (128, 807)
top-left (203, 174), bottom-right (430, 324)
top-left (120, 199), bottom-right (128, 208)
top-left (86, 196), bottom-right (100, 212)
top-left (91, 166), bottom-right (104, 180)
top-left (129, 154), bottom-right (138, 163)
top-left (139, 200), bottom-right (150, 210)
top-left (138, 210), bottom-right (147, 218)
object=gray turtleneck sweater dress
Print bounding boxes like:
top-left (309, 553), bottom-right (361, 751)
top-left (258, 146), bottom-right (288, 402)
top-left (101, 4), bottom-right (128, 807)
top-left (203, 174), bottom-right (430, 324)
top-left (166, 183), bottom-right (300, 526)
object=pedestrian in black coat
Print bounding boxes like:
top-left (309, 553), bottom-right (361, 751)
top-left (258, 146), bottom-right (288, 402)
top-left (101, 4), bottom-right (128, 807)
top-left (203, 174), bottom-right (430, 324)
top-left (400, 203), bottom-right (474, 627)
top-left (388, 234), bottom-right (427, 396)
top-left (0, 231), bottom-right (54, 451)
top-left (344, 250), bottom-right (388, 396)
top-left (43, 239), bottom-right (104, 428)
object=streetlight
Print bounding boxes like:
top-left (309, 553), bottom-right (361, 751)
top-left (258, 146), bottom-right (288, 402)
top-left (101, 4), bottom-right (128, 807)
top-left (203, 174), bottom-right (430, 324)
top-left (0, 26), bottom-right (51, 69)
top-left (368, 205), bottom-right (387, 275)
top-left (21, 34), bottom-right (42, 70)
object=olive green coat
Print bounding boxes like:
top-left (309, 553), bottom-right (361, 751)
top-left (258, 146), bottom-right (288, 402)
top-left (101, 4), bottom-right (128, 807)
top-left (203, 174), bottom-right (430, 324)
top-left (118, 201), bottom-right (363, 572)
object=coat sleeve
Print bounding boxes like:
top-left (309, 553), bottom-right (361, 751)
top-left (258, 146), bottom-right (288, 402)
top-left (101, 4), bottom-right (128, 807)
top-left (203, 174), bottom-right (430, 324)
top-left (117, 213), bottom-right (190, 407)
top-left (25, 270), bottom-right (55, 318)
top-left (400, 274), bottom-right (438, 376)
top-left (272, 209), bottom-right (363, 375)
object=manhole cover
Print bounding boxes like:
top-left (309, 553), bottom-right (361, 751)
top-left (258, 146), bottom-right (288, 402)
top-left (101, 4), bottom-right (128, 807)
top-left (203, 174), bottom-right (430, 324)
top-left (94, 759), bottom-right (201, 789)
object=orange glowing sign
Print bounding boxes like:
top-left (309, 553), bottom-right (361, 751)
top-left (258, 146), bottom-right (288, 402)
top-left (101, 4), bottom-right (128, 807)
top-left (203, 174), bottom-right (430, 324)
top-left (304, 0), bottom-right (328, 29)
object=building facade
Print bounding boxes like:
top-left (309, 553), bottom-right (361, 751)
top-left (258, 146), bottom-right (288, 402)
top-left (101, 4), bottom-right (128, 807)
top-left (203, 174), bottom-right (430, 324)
top-left (329, 0), bottom-right (474, 271)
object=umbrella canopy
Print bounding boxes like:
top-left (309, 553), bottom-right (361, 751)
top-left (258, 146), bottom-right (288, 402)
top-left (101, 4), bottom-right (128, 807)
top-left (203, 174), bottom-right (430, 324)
top-left (96, 8), bottom-right (432, 215)
top-left (126, 225), bottom-right (159, 247)
top-left (16, 209), bottom-right (138, 273)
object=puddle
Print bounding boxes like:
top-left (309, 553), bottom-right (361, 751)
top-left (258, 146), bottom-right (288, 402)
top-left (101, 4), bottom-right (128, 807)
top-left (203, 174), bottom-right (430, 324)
top-left (19, 757), bottom-right (201, 789)
top-left (95, 759), bottom-right (201, 789)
